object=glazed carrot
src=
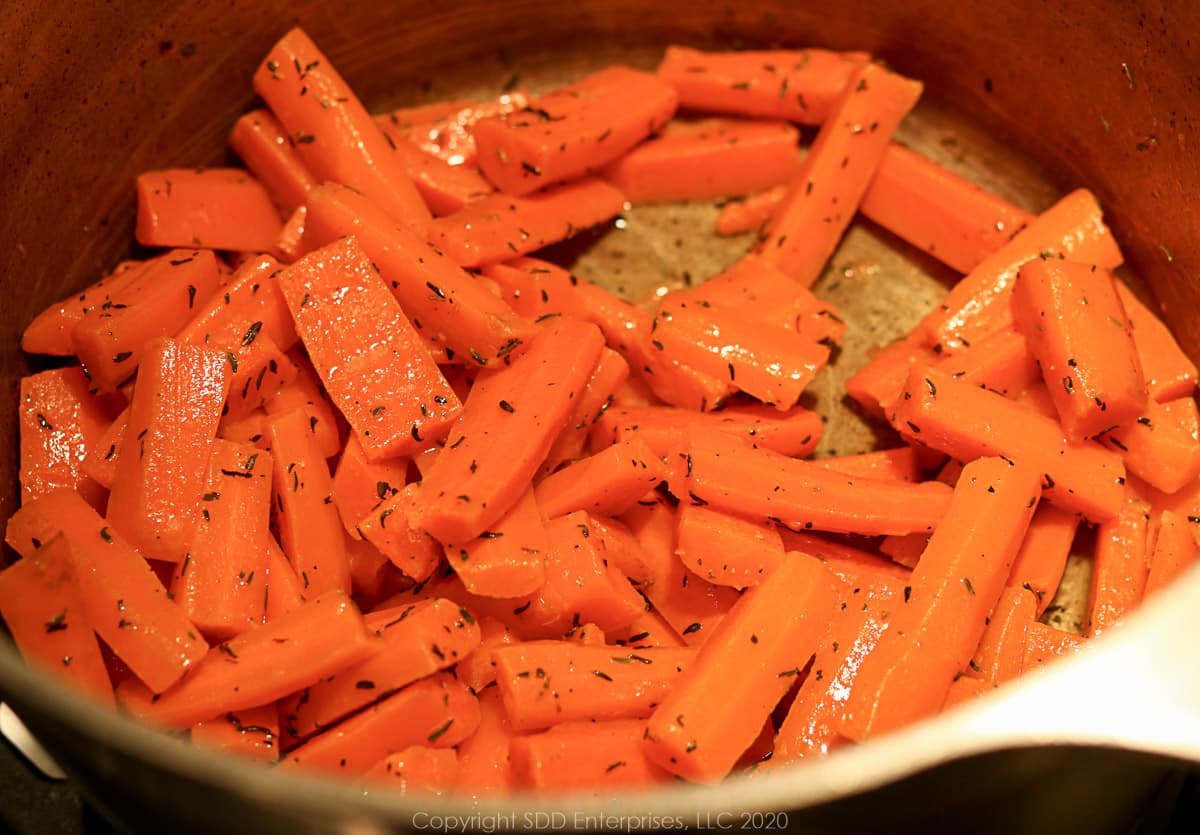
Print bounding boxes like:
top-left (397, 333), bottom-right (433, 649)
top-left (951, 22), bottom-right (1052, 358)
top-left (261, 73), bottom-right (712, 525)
top-left (5, 488), bottom-right (208, 693)
top-left (716, 185), bottom-right (786, 236)
top-left (412, 318), bottom-right (604, 543)
top-left (280, 673), bottom-right (479, 775)
top-left (510, 719), bottom-right (668, 791)
top-left (364, 746), bottom-right (459, 793)
top-left (860, 144), bottom-right (1035, 275)
top-left (169, 441), bottom-right (271, 640)
top-left (844, 336), bottom-right (938, 420)
top-left (283, 599), bottom-right (479, 742)
top-left (331, 435), bottom-right (410, 538)
top-left (758, 63), bottom-right (923, 285)
top-left (686, 426), bottom-right (953, 537)
top-left (428, 177), bottom-right (627, 268)
top-left (456, 616), bottom-right (516, 693)
top-left (1013, 259), bottom-right (1147, 439)
top-left (777, 531), bottom-right (913, 585)
top-left (274, 205), bottom-right (307, 262)
top-left (107, 338), bottom-right (229, 562)
top-left (176, 252), bottom-right (298, 353)
top-left (229, 109), bottom-right (317, 213)
top-left (1145, 511), bottom-right (1200, 597)
top-left (941, 675), bottom-right (988, 709)
top-left (264, 535), bottom-right (306, 621)
top-left (0, 535), bottom-right (113, 706)
top-left (454, 686), bottom-right (515, 796)
top-left (279, 236), bottom-right (462, 459)
top-left (603, 119), bottom-right (800, 203)
top-left (264, 350), bottom-right (342, 459)
top-left (357, 484), bottom-right (443, 583)
top-left (343, 533), bottom-right (398, 600)
top-left (644, 554), bottom-right (839, 782)
top-left (190, 705), bottom-right (279, 762)
top-left (472, 66), bottom-right (678, 195)
top-left (891, 366), bottom-right (1126, 522)
top-left (967, 585), bottom-right (1037, 685)
top-left (675, 504), bottom-right (785, 589)
top-left (268, 407), bottom-right (351, 597)
top-left (377, 133), bottom-right (495, 215)
top-left (197, 318), bottom-right (296, 421)
top-left (839, 456), bottom-right (1041, 739)
top-left (253, 28), bottom-right (431, 232)
top-left (71, 249), bottom-right (222, 392)
top-left (1116, 282), bottom-right (1198, 402)
top-left (1007, 505), bottom-right (1079, 616)
top-left (80, 409), bottom-right (127, 491)
top-left (446, 488), bottom-right (547, 599)
top-left (22, 259), bottom-right (151, 356)
top-left (541, 347), bottom-right (630, 477)
top-left (1098, 397), bottom-right (1200, 494)
top-left (609, 609), bottom-right (688, 649)
top-left (878, 534), bottom-right (925, 569)
top-left (535, 439), bottom-right (666, 519)
top-left (656, 46), bottom-right (870, 125)
top-left (374, 91), bottom-right (530, 167)
top-left (817, 447), bottom-right (921, 483)
top-left (1021, 621), bottom-right (1084, 673)
top-left (929, 327), bottom-right (1040, 399)
top-left (493, 642), bottom-right (694, 731)
top-left (301, 183), bottom-right (536, 365)
top-left (136, 169), bottom-right (283, 251)
top-left (1087, 486), bottom-right (1152, 638)
top-left (919, 189), bottom-right (1124, 353)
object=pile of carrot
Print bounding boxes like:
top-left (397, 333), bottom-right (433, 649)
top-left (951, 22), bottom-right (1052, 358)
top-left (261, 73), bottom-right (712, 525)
top-left (3, 27), bottom-right (1198, 796)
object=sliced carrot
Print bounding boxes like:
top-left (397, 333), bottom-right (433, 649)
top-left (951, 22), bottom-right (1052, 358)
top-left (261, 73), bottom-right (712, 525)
top-left (817, 447), bottom-right (920, 483)
top-left (190, 705), bottom-right (280, 762)
top-left (357, 483), bottom-right (444, 583)
top-left (5, 488), bottom-right (208, 693)
top-left (967, 585), bottom-right (1037, 685)
top-left (644, 554), bottom-right (839, 782)
top-left (675, 504), bottom-right (785, 589)
top-left (264, 350), bottom-right (342, 459)
top-left (860, 144), bottom-right (1035, 275)
top-left (919, 189), bottom-right (1124, 353)
top-left (541, 347), bottom-right (630, 477)
top-left (656, 46), bottom-right (870, 125)
top-left (844, 336), bottom-right (939, 420)
top-left (1087, 485), bottom-right (1152, 638)
top-left (535, 439), bottom-right (667, 519)
top-left (228, 109), bottom-right (316, 214)
top-left (510, 719), bottom-right (668, 792)
top-left (446, 488), bottom-right (547, 599)
top-left (377, 134), bottom-right (495, 216)
top-left (79, 411), bottom-right (128, 491)
top-left (198, 318), bottom-right (296, 422)
top-left (136, 169), bottom-right (283, 251)
top-left (454, 686), bottom-right (515, 796)
top-left (778, 531), bottom-right (913, 585)
top-left (364, 746), bottom-right (459, 793)
top-left (929, 327), bottom-right (1040, 399)
top-left (457, 616), bottom-right (517, 693)
top-left (1145, 511), bottom-right (1200, 597)
top-left (609, 609), bottom-right (688, 649)
top-left (176, 252), bottom-right (299, 353)
top-left (1098, 397), bottom-right (1200, 494)
top-left (264, 535), bottom-right (306, 621)
top-left (330, 435), bottom-right (410, 539)
top-left (1116, 282), bottom-right (1198, 403)
top-left (279, 235), bottom-right (462, 459)
top-left (22, 259), bottom-right (152, 356)
top-left (891, 366), bottom-right (1126, 522)
top-left (1008, 505), bottom-right (1079, 616)
top-left (71, 249), bottom-right (222, 392)
top-left (472, 66), bottom-right (677, 196)
top-left (253, 27), bottom-right (430, 232)
top-left (878, 533), bottom-right (926, 569)
top-left (1021, 621), bottom-right (1084, 673)
top-left (757, 63), bottom-right (923, 286)
top-left (275, 206), bottom-right (307, 262)
top-left (268, 407), bottom-right (350, 597)
top-left (343, 533), bottom-right (399, 600)
top-left (428, 177), bottom-right (627, 268)
top-left (374, 91), bottom-right (530, 168)
top-left (0, 535), bottom-right (114, 706)
top-left (107, 337), bottom-right (229, 562)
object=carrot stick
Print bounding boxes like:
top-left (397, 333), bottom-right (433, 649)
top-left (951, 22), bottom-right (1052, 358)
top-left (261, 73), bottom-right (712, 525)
top-left (364, 746), bottom-right (459, 793)
top-left (136, 169), bottom-right (283, 251)
top-left (472, 66), bottom-right (677, 196)
top-left (843, 336), bottom-right (938, 420)
top-left (176, 252), bottom-right (299, 353)
top-left (71, 249), bottom-right (222, 392)
top-left (274, 205), bottom-right (307, 262)
top-left (967, 584), bottom-right (1037, 686)
top-left (5, 488), bottom-right (208, 693)
top-left (918, 189), bottom-right (1124, 353)
top-left (253, 28), bottom-right (431, 232)
top-left (22, 258), bottom-right (152, 356)
top-left (817, 447), bottom-right (920, 483)
top-left (428, 177), bottom-right (627, 268)
top-left (343, 533), bottom-right (398, 600)
top-left (534, 439), bottom-right (667, 519)
top-left (331, 434), bottom-right (410, 539)
top-left (107, 337), bottom-right (229, 562)
top-left (1098, 397), bottom-right (1200, 494)
top-left (603, 119), bottom-right (800, 203)
top-left (716, 185), bottom-right (787, 236)
top-left (777, 531), bottom-right (913, 585)
top-left (541, 347), bottom-right (630, 477)
top-left (196, 318), bottom-right (297, 422)
top-left (510, 719), bottom-right (669, 791)
top-left (374, 91), bottom-right (530, 168)
top-left (169, 440), bottom-right (271, 640)
top-left (457, 616), bottom-right (517, 693)
top-left (412, 318), bottom-right (605, 543)
top-left (264, 535), bottom-right (306, 621)
top-left (357, 483), bottom-right (444, 583)
top-left (757, 63), bottom-right (923, 286)
top-left (190, 704), bottom-right (280, 762)
top-left (860, 144), bottom-right (1035, 275)
top-left (675, 504), bottom-right (785, 589)
top-left (493, 642), bottom-right (694, 731)
top-left (644, 554), bottom-right (839, 782)
top-left (0, 534), bottom-right (114, 706)
top-left (1007, 505), bottom-right (1079, 616)
top-left (229, 109), bottom-right (317, 214)
top-left (1087, 485), bottom-right (1152, 638)
top-left (377, 133), bottom-right (495, 216)
top-left (1145, 510), bottom-right (1200, 597)
top-left (264, 350), bottom-right (342, 459)
top-left (268, 407), bottom-right (350, 597)
top-left (1116, 282), bottom-right (1198, 403)
top-left (454, 686), bottom-right (515, 796)
top-left (279, 673), bottom-right (479, 775)
top-left (891, 366), bottom-right (1126, 522)
top-left (656, 46), bottom-right (870, 125)
top-left (278, 235), bottom-right (462, 459)
top-left (928, 327), bottom-right (1040, 399)
top-left (838, 456), bottom-right (1041, 739)
top-left (446, 488), bottom-right (547, 599)
top-left (1021, 621), bottom-right (1084, 673)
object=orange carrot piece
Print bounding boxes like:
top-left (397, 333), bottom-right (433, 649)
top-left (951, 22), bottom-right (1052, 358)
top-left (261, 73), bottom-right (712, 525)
top-left (0, 535), bottom-right (114, 706)
top-left (5, 488), bottom-right (208, 693)
top-left (274, 205), bottom-right (307, 262)
top-left (1116, 282), bottom-right (1198, 403)
top-left (541, 347), bottom-right (630, 477)
top-left (343, 532), bottom-right (398, 600)
top-left (604, 119), bottom-right (800, 203)
top-left (919, 189), bottom-right (1124, 353)
top-left (494, 643), bottom-right (694, 731)
top-left (929, 327), bottom-right (1040, 399)
top-left (942, 675), bottom-right (989, 709)
top-left (473, 66), bottom-right (677, 196)
top-left (455, 686), bottom-right (515, 796)
top-left (331, 435), bottom-right (410, 539)
top-left (253, 28), bottom-right (430, 232)
top-left (229, 109), bottom-right (317, 214)
top-left (264, 535), bottom-right (306, 621)
top-left (891, 366), bottom-right (1126, 522)
top-left (1008, 505), bottom-right (1079, 616)
top-left (839, 456), bottom-right (1041, 739)
top-left (264, 351), bottom-right (342, 459)
top-left (1021, 621), bottom-right (1084, 673)
top-left (511, 719), bottom-right (668, 791)
top-left (378, 134), bottom-right (495, 216)
top-left (844, 336), bottom-right (939, 420)
top-left (644, 554), bottom-right (839, 782)
top-left (716, 185), bottom-right (787, 236)
top-left (413, 318), bottom-right (604, 543)
top-left (457, 616), bottom-right (516, 693)
top-left (170, 441), bottom-right (271, 640)
top-left (534, 439), bottom-right (666, 519)
top-left (190, 705), bottom-right (280, 762)
top-left (80, 408), bottom-right (127, 490)
top-left (136, 169), bottom-right (283, 251)
top-left (198, 319), bottom-right (296, 422)
top-left (656, 46), bottom-right (870, 125)
top-left (675, 504), bottom-right (785, 589)
top-left (177, 252), bottom-right (299, 353)
top-left (968, 585), bottom-right (1037, 685)
top-left (280, 673), bottom-right (479, 775)
top-left (758, 63), bottom-right (923, 286)
top-left (364, 746), bottom-right (459, 793)
top-left (878, 533), bottom-right (926, 569)
top-left (22, 259), bottom-right (151, 356)
top-left (860, 144), bottom-right (1034, 275)
top-left (107, 338), bottom-right (229, 562)
top-left (1145, 511), bottom-right (1200, 597)
top-left (71, 249), bottom-right (222, 392)
top-left (609, 609), bottom-right (688, 649)
top-left (428, 177), bottom-right (627, 268)
top-left (446, 488), bottom-right (547, 599)
top-left (374, 92), bottom-right (530, 168)
top-left (268, 407), bottom-right (350, 597)
top-left (279, 235), bottom-right (462, 459)
top-left (686, 426), bottom-right (953, 536)
top-left (777, 531), bottom-right (912, 585)
top-left (1098, 397), bottom-right (1200, 494)
top-left (817, 447), bottom-right (920, 483)
top-left (1087, 486), bottom-right (1152, 638)
top-left (357, 484), bottom-right (444, 583)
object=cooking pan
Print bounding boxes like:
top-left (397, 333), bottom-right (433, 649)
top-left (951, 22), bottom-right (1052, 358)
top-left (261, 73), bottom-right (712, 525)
top-left (1, 1), bottom-right (1198, 832)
